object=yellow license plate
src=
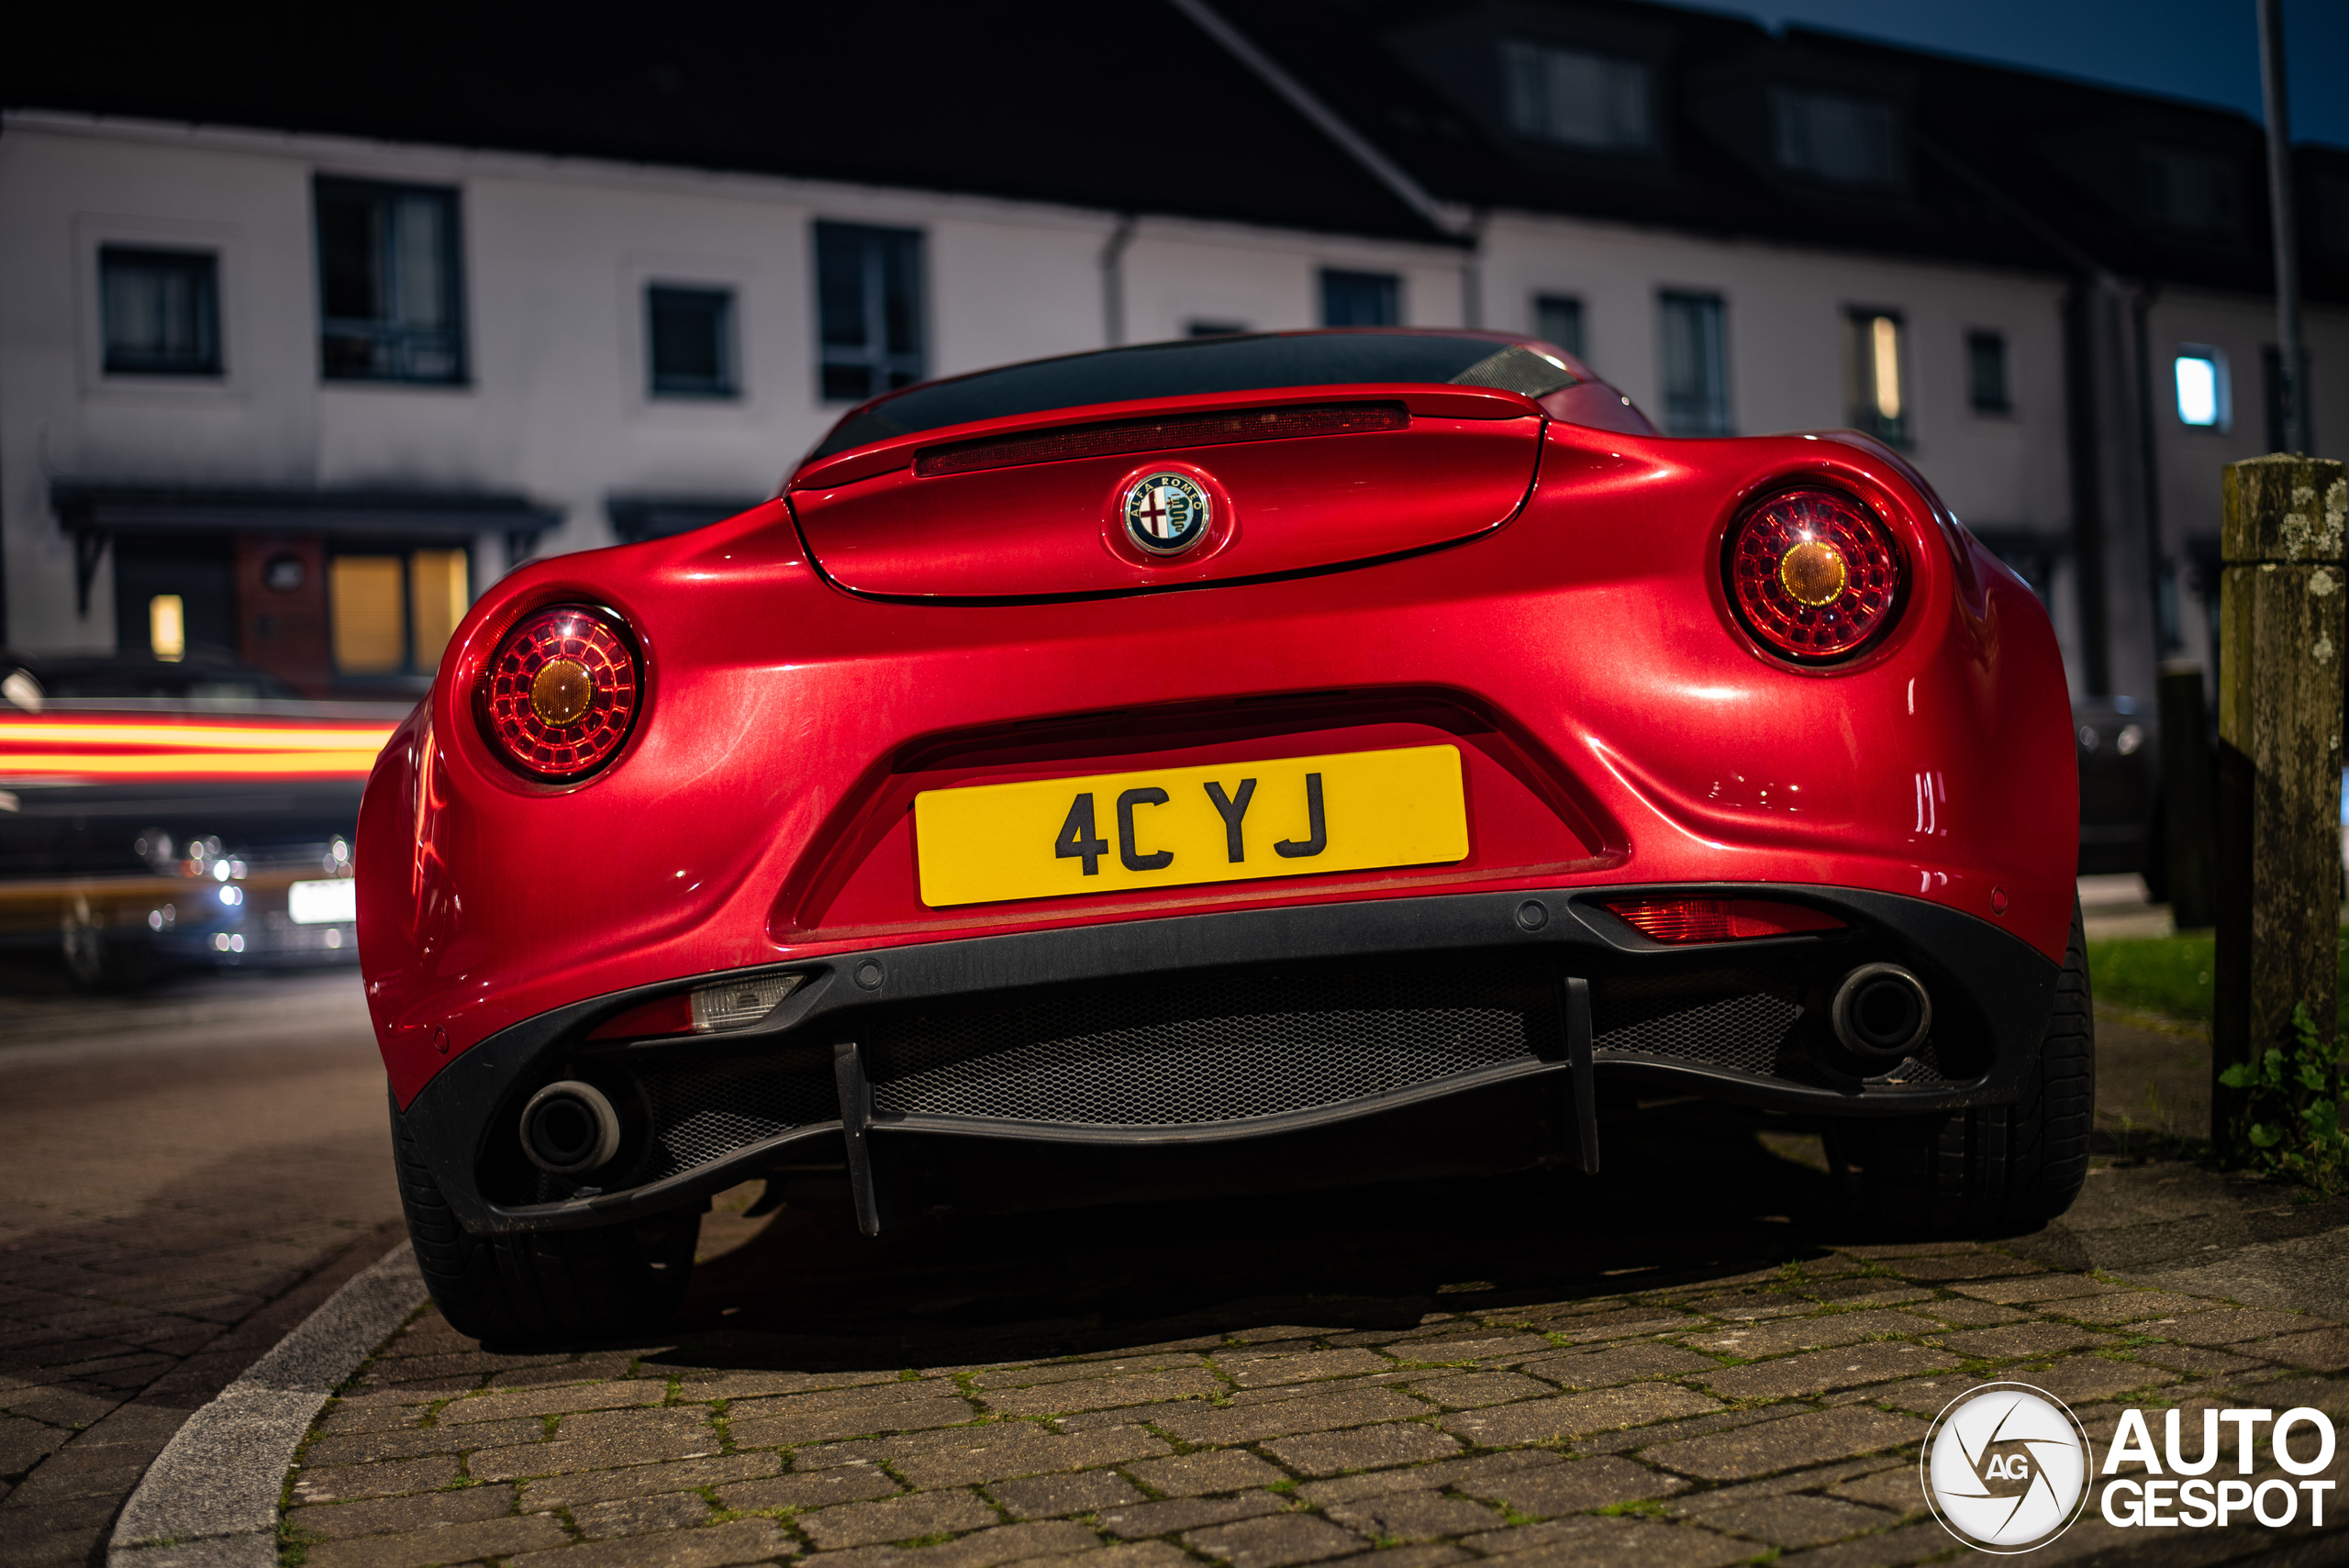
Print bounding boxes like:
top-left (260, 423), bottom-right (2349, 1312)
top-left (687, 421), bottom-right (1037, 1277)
top-left (914, 743), bottom-right (1468, 907)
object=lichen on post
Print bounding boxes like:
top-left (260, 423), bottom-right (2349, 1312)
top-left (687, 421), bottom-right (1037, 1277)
top-left (2213, 454), bottom-right (2349, 1161)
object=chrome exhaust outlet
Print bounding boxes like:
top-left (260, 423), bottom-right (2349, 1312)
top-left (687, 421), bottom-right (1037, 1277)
top-left (519, 1080), bottom-right (621, 1175)
top-left (1831, 963), bottom-right (1932, 1059)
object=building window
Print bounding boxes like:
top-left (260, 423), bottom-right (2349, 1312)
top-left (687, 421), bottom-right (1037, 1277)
top-left (1846, 310), bottom-right (1909, 446)
top-left (1966, 329), bottom-right (2011, 415)
top-left (328, 548), bottom-right (470, 677)
top-left (1534, 295), bottom-right (1585, 361)
top-left (816, 222), bottom-right (924, 403)
top-left (1658, 291), bottom-right (1729, 436)
top-left (315, 178), bottom-right (466, 384)
top-left (100, 248), bottom-right (221, 376)
top-left (647, 285), bottom-right (736, 398)
top-left (1499, 40), bottom-right (1654, 152)
top-left (1769, 86), bottom-right (1899, 188)
top-left (2174, 347), bottom-right (2230, 430)
top-left (1321, 270), bottom-right (1399, 328)
top-left (2141, 147), bottom-right (2238, 235)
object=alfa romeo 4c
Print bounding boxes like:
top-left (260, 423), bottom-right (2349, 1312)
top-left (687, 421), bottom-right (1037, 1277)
top-left (359, 329), bottom-right (2088, 1340)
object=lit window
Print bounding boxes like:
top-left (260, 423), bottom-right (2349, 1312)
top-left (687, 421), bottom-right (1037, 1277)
top-left (2175, 349), bottom-right (2229, 429)
top-left (1321, 270), bottom-right (1399, 328)
top-left (316, 178), bottom-right (466, 384)
top-left (1847, 310), bottom-right (1909, 446)
top-left (1770, 87), bottom-right (1899, 188)
top-left (648, 285), bottom-right (736, 398)
top-left (1499, 40), bottom-right (1653, 151)
top-left (149, 595), bottom-right (186, 662)
top-left (101, 248), bottom-right (220, 376)
top-left (816, 222), bottom-right (924, 403)
top-left (1967, 330), bottom-right (2010, 415)
top-left (328, 549), bottom-right (471, 677)
top-left (1658, 292), bottom-right (1729, 437)
top-left (1534, 295), bottom-right (1585, 361)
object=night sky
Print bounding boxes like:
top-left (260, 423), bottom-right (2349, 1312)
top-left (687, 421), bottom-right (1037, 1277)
top-left (1698, 0), bottom-right (2346, 150)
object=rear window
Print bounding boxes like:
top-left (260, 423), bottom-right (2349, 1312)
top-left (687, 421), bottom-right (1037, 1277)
top-left (808, 331), bottom-right (1574, 460)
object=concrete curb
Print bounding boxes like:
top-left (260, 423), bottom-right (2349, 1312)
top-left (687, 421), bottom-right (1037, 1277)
top-left (107, 1240), bottom-right (427, 1568)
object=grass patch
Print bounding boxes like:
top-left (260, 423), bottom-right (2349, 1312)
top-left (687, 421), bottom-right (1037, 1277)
top-left (2088, 929), bottom-right (2349, 1035)
top-left (2086, 932), bottom-right (2217, 1024)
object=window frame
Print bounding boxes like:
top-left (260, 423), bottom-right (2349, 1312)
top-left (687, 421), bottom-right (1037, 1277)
top-left (1965, 328), bottom-right (2012, 417)
top-left (1845, 307), bottom-right (1911, 447)
top-left (313, 176), bottom-right (470, 387)
top-left (1767, 84), bottom-right (1903, 190)
top-left (814, 220), bottom-right (927, 406)
top-left (1497, 38), bottom-right (1656, 154)
top-left (98, 246), bottom-right (223, 378)
top-left (1532, 295), bottom-right (1585, 362)
top-left (1656, 289), bottom-right (1731, 438)
top-left (1319, 269), bottom-right (1402, 328)
top-left (645, 284), bottom-right (739, 400)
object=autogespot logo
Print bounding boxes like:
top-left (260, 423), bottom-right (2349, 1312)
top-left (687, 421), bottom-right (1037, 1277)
top-left (1922, 1383), bottom-right (2093, 1552)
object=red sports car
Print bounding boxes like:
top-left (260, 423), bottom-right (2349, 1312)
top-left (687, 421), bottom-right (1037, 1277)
top-left (359, 329), bottom-right (2088, 1340)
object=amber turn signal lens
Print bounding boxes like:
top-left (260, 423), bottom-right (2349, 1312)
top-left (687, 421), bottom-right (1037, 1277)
top-left (475, 606), bottom-right (640, 781)
top-left (1777, 539), bottom-right (1848, 606)
top-left (1726, 488), bottom-right (1901, 661)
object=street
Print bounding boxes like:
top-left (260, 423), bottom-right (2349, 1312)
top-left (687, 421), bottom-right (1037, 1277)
top-left (3, 963), bottom-right (2348, 1567)
top-left (0, 965), bottom-right (401, 1567)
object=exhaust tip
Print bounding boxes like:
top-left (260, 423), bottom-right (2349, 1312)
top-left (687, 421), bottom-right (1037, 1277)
top-left (1831, 963), bottom-right (1932, 1059)
top-left (520, 1080), bottom-right (621, 1175)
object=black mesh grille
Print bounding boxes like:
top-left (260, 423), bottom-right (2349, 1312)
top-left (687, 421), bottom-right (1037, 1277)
top-left (1593, 971), bottom-right (1805, 1074)
top-left (1591, 971), bottom-right (1950, 1085)
top-left (864, 952), bottom-right (1558, 1128)
top-left (632, 1053), bottom-right (837, 1184)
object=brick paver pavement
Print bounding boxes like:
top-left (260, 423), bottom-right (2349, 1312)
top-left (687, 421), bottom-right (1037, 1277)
top-left (277, 1084), bottom-right (2349, 1568)
top-left (0, 970), bottom-right (402, 1566)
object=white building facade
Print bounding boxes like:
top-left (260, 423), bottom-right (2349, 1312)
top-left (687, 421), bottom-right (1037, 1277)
top-left (4, 0), bottom-right (2344, 716)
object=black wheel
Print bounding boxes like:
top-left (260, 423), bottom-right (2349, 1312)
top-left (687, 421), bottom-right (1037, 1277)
top-left (391, 1098), bottom-right (696, 1344)
top-left (1829, 900), bottom-right (2095, 1233)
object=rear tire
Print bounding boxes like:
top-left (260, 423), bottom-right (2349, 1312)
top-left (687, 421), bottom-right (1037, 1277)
top-left (391, 1099), bottom-right (696, 1345)
top-left (1829, 901), bottom-right (2095, 1233)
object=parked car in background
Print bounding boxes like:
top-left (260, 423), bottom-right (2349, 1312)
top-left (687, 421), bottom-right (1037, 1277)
top-left (0, 648), bottom-right (399, 984)
top-left (2074, 696), bottom-right (2154, 878)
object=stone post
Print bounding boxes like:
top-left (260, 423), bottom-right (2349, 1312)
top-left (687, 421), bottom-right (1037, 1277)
top-left (2213, 455), bottom-right (2348, 1160)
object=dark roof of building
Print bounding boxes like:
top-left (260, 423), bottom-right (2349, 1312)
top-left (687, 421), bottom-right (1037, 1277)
top-left (1235, 0), bottom-right (2347, 299)
top-left (8, 0), bottom-right (2344, 298)
top-left (0, 0), bottom-right (1452, 244)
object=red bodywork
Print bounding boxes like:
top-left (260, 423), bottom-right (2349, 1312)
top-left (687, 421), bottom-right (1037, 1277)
top-left (358, 338), bottom-right (2076, 1108)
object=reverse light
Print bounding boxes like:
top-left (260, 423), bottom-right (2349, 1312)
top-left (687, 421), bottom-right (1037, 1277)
top-left (1606, 897), bottom-right (1844, 944)
top-left (586, 973), bottom-right (807, 1040)
top-left (1725, 488), bottom-right (1902, 661)
top-left (475, 606), bottom-right (640, 781)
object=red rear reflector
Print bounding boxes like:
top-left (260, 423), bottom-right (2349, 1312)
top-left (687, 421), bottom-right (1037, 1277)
top-left (913, 401), bottom-right (1408, 477)
top-left (1605, 897), bottom-right (1843, 944)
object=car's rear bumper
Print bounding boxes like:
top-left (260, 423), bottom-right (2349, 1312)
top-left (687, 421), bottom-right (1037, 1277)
top-left (395, 884), bottom-right (2060, 1235)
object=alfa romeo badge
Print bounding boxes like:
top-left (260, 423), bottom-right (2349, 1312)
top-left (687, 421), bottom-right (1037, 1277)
top-left (1122, 473), bottom-right (1211, 555)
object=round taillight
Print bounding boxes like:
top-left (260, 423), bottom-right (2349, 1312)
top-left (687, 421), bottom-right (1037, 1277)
top-left (1724, 488), bottom-right (1903, 662)
top-left (474, 606), bottom-right (640, 780)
